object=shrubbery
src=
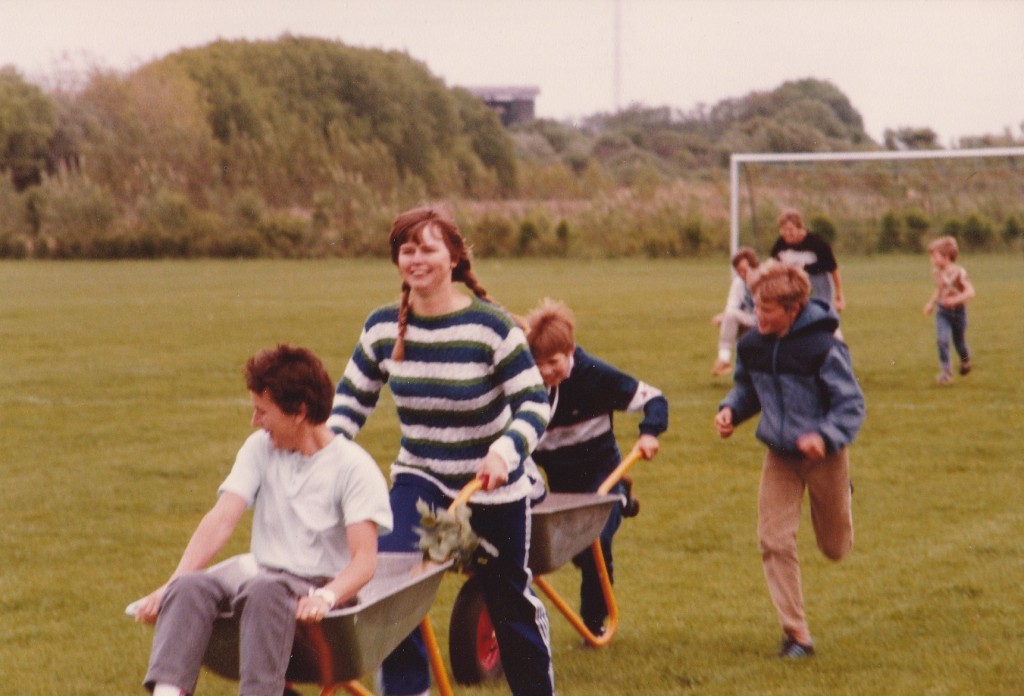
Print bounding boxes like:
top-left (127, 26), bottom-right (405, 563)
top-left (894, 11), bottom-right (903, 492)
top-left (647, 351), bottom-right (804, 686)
top-left (1, 40), bottom-right (1022, 260)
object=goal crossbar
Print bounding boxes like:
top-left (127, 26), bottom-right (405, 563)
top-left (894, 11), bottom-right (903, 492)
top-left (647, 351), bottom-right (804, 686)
top-left (729, 146), bottom-right (1024, 254)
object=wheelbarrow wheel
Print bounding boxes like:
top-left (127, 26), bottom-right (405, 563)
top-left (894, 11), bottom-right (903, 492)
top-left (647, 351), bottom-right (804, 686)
top-left (449, 576), bottom-right (503, 684)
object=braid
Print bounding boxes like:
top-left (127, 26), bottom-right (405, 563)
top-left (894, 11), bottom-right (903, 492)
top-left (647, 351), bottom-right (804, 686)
top-left (458, 265), bottom-right (490, 302)
top-left (458, 266), bottom-right (529, 332)
top-left (393, 282), bottom-right (411, 362)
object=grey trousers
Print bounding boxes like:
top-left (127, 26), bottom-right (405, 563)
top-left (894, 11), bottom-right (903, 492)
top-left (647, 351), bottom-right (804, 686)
top-left (144, 566), bottom-right (320, 695)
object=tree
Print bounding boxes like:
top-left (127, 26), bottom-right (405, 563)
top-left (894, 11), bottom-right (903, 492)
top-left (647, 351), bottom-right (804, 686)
top-left (0, 66), bottom-right (58, 190)
top-left (74, 63), bottom-right (218, 204)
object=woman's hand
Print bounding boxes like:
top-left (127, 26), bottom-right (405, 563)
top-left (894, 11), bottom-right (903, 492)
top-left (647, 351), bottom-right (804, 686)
top-left (476, 452), bottom-right (509, 492)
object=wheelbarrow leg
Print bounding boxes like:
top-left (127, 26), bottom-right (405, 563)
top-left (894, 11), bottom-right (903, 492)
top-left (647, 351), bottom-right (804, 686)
top-left (318, 618), bottom-right (451, 696)
top-left (533, 538), bottom-right (618, 648)
top-left (420, 614), bottom-right (455, 696)
top-left (310, 612), bottom-right (453, 696)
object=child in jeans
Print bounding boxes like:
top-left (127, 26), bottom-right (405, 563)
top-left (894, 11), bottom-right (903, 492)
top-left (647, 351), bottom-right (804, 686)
top-left (923, 235), bottom-right (975, 384)
top-left (525, 298), bottom-right (668, 636)
top-left (714, 261), bottom-right (865, 659)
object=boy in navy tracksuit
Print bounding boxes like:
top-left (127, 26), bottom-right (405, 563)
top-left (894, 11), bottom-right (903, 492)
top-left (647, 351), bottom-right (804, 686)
top-left (715, 260), bottom-right (865, 660)
top-left (525, 298), bottom-right (669, 636)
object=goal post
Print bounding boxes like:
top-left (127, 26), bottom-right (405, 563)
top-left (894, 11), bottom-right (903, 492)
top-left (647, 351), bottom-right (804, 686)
top-left (728, 146), bottom-right (1024, 255)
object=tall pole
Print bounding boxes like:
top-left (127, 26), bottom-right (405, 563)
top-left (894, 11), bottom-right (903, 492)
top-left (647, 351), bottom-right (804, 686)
top-left (613, 0), bottom-right (621, 111)
top-left (729, 155), bottom-right (739, 257)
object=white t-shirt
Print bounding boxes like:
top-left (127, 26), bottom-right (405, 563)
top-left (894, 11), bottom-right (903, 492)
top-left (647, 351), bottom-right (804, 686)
top-left (219, 430), bottom-right (393, 578)
top-left (723, 275), bottom-right (754, 317)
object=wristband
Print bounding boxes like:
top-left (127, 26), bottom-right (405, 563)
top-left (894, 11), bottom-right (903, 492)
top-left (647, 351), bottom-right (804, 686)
top-left (311, 587), bottom-right (337, 609)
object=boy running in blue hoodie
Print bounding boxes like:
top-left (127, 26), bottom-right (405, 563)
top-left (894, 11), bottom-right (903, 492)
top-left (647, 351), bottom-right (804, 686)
top-left (714, 261), bottom-right (865, 660)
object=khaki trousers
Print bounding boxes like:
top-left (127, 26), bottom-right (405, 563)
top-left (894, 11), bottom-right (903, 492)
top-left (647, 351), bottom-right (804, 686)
top-left (758, 447), bottom-right (853, 645)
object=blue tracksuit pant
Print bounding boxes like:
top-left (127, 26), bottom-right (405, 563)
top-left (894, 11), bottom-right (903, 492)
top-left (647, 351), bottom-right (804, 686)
top-left (378, 474), bottom-right (554, 696)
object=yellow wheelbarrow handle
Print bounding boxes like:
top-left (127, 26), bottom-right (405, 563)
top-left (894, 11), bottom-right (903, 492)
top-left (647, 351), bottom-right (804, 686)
top-left (597, 446), bottom-right (644, 495)
top-left (449, 477), bottom-right (485, 512)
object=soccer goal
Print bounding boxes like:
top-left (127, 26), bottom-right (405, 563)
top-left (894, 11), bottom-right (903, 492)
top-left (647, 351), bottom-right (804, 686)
top-left (728, 146), bottom-right (1024, 255)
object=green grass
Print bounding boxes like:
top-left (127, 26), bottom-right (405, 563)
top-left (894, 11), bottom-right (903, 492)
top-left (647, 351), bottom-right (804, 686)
top-left (1, 256), bottom-right (1022, 695)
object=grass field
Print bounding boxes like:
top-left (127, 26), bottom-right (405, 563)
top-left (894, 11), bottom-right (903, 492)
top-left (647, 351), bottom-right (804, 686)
top-left (1, 255), bottom-right (1022, 695)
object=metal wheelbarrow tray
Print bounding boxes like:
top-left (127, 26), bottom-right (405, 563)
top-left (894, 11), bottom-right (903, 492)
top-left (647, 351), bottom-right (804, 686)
top-left (527, 492), bottom-right (617, 575)
top-left (128, 552), bottom-right (450, 686)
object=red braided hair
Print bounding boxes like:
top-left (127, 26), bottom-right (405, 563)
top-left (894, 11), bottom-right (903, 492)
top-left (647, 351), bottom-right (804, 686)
top-left (388, 207), bottom-right (492, 361)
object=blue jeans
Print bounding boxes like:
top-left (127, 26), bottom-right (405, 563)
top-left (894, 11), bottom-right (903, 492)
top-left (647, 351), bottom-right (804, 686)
top-left (378, 474), bottom-right (554, 696)
top-left (935, 305), bottom-right (969, 372)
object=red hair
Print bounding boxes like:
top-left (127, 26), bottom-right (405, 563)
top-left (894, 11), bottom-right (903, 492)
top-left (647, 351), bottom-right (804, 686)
top-left (244, 344), bottom-right (334, 424)
top-left (388, 207), bottom-right (491, 361)
top-left (525, 298), bottom-right (575, 360)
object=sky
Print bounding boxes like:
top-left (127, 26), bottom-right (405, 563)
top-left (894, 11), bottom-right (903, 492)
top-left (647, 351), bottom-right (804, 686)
top-left (3, 0), bottom-right (1023, 147)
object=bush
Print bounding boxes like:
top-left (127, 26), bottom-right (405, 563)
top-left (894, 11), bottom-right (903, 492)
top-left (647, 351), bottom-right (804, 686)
top-left (942, 218), bottom-right (963, 242)
top-left (904, 210), bottom-right (930, 252)
top-left (809, 214), bottom-right (837, 243)
top-left (0, 176), bottom-right (23, 237)
top-left (203, 229), bottom-right (265, 258)
top-left (137, 189), bottom-right (192, 234)
top-left (1002, 216), bottom-right (1022, 245)
top-left (231, 189), bottom-right (266, 229)
top-left (676, 219), bottom-right (705, 256)
top-left (0, 233), bottom-right (29, 258)
top-left (469, 214), bottom-right (516, 257)
top-left (37, 178), bottom-right (117, 248)
top-left (555, 220), bottom-right (571, 256)
top-left (961, 214), bottom-right (994, 250)
top-left (517, 220), bottom-right (540, 256)
top-left (258, 212), bottom-right (310, 258)
top-left (877, 211), bottom-right (901, 253)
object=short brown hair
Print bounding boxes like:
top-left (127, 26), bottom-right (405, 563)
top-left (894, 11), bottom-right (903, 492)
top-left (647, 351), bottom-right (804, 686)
top-left (525, 298), bottom-right (575, 359)
top-left (245, 344), bottom-right (334, 424)
top-left (731, 246), bottom-right (760, 270)
top-left (749, 260), bottom-right (811, 310)
top-left (777, 208), bottom-right (804, 229)
top-left (927, 235), bottom-right (959, 261)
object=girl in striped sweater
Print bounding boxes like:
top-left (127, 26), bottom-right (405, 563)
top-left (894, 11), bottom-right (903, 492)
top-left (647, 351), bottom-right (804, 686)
top-left (329, 206), bottom-right (553, 696)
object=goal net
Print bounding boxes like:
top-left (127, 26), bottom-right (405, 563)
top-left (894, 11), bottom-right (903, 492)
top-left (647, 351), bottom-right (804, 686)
top-left (728, 146), bottom-right (1024, 256)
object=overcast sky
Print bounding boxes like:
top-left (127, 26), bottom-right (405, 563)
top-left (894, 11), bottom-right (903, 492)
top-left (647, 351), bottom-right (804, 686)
top-left (3, 0), bottom-right (1023, 146)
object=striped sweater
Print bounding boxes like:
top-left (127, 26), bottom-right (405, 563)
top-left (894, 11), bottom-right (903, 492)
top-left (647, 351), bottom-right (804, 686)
top-left (329, 297), bottom-right (550, 504)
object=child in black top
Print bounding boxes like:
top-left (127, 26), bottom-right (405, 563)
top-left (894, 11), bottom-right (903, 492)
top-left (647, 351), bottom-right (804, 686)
top-left (525, 298), bottom-right (668, 636)
top-left (770, 208), bottom-right (845, 312)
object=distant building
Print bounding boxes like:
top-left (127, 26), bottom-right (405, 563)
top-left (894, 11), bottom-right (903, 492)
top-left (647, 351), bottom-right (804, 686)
top-left (464, 86), bottom-right (540, 127)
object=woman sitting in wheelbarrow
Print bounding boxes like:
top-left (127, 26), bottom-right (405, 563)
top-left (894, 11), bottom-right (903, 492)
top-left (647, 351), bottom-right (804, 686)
top-left (133, 344), bottom-right (393, 696)
top-left (525, 298), bottom-right (669, 638)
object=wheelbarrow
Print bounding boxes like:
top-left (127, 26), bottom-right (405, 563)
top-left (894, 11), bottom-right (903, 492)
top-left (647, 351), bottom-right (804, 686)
top-left (127, 552), bottom-right (454, 696)
top-left (445, 447), bottom-right (644, 684)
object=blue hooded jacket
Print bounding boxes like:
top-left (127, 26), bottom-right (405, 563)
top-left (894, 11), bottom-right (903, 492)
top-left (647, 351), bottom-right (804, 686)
top-left (719, 298), bottom-right (865, 455)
